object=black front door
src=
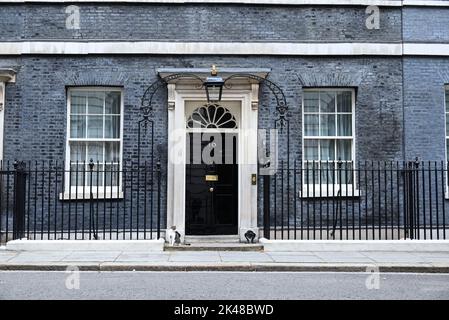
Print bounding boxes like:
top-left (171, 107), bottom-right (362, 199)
top-left (186, 132), bottom-right (238, 235)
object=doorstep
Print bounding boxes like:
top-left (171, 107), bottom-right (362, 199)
top-left (164, 242), bottom-right (263, 251)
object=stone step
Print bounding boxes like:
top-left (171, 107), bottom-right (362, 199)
top-left (184, 235), bottom-right (241, 243)
top-left (164, 242), bottom-right (263, 251)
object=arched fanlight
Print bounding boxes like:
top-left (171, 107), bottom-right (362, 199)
top-left (187, 104), bottom-right (237, 129)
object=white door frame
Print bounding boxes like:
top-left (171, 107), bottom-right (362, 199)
top-left (0, 69), bottom-right (17, 164)
top-left (167, 88), bottom-right (259, 242)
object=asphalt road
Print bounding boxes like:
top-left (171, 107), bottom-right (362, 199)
top-left (1, 271), bottom-right (449, 300)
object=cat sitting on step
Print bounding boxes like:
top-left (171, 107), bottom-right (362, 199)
top-left (167, 226), bottom-right (181, 246)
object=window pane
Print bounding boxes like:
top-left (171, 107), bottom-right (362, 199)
top-left (105, 91), bottom-right (121, 114)
top-left (337, 114), bottom-right (352, 136)
top-left (337, 162), bottom-right (353, 185)
top-left (105, 164), bottom-right (119, 187)
top-left (304, 161), bottom-right (319, 185)
top-left (70, 115), bottom-right (86, 138)
top-left (304, 115), bottom-right (319, 136)
top-left (87, 142), bottom-right (104, 163)
top-left (337, 140), bottom-right (352, 161)
top-left (320, 91), bottom-right (335, 113)
top-left (70, 91), bottom-right (87, 114)
top-left (320, 139), bottom-right (335, 161)
top-left (87, 115), bottom-right (103, 138)
top-left (88, 164), bottom-right (104, 186)
top-left (87, 92), bottom-right (104, 114)
top-left (337, 91), bottom-right (352, 112)
top-left (104, 115), bottom-right (120, 138)
top-left (303, 92), bottom-right (319, 113)
top-left (320, 114), bottom-right (336, 136)
top-left (304, 139), bottom-right (318, 161)
top-left (70, 142), bottom-right (86, 163)
top-left (447, 139), bottom-right (449, 161)
top-left (105, 142), bottom-right (120, 163)
top-left (320, 162), bottom-right (335, 185)
top-left (446, 91), bottom-right (449, 113)
top-left (446, 116), bottom-right (449, 136)
top-left (70, 163), bottom-right (85, 187)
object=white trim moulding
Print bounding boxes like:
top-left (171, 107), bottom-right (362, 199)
top-left (0, 41), bottom-right (405, 56)
top-left (403, 43), bottom-right (449, 56)
top-left (3, 41), bottom-right (449, 57)
top-left (2, 0), bottom-right (449, 8)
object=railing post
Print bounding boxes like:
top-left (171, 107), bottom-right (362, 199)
top-left (331, 159), bottom-right (343, 240)
top-left (156, 160), bottom-right (161, 240)
top-left (263, 174), bottom-right (271, 239)
top-left (13, 160), bottom-right (27, 240)
top-left (88, 159), bottom-right (98, 240)
top-left (404, 162), bottom-right (412, 239)
top-left (404, 158), bottom-right (419, 240)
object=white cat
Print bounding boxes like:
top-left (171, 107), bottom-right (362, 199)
top-left (167, 226), bottom-right (181, 246)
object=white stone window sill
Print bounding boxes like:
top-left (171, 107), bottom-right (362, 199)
top-left (299, 185), bottom-right (360, 198)
top-left (59, 191), bottom-right (124, 201)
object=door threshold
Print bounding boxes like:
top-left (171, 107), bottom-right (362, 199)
top-left (184, 235), bottom-right (240, 243)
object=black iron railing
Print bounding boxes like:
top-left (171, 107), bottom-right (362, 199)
top-left (0, 160), bottom-right (162, 243)
top-left (2, 159), bottom-right (448, 243)
top-left (262, 160), bottom-right (448, 240)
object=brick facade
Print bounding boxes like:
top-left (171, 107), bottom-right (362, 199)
top-left (0, 2), bottom-right (448, 235)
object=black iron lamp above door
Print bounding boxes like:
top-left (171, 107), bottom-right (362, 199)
top-left (204, 65), bottom-right (224, 103)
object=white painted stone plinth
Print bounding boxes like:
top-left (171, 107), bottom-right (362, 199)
top-left (260, 239), bottom-right (449, 252)
top-left (6, 239), bottom-right (165, 252)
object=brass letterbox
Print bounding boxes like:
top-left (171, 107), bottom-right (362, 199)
top-left (205, 175), bottom-right (219, 182)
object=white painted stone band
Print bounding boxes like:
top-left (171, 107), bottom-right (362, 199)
top-left (403, 43), bottom-right (449, 56)
top-left (0, 41), bottom-right (403, 56)
top-left (2, 0), bottom-right (448, 8)
top-left (2, 41), bottom-right (449, 56)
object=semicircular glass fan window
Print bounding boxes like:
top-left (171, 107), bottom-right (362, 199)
top-left (186, 104), bottom-right (238, 129)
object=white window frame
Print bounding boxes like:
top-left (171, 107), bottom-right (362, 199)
top-left (444, 85), bottom-right (449, 198)
top-left (63, 87), bottom-right (124, 199)
top-left (301, 88), bottom-right (358, 197)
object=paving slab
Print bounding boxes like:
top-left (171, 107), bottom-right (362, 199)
top-left (7, 251), bottom-right (70, 263)
top-left (266, 251), bottom-right (317, 256)
top-left (362, 252), bottom-right (425, 263)
top-left (0, 251), bottom-right (18, 262)
top-left (115, 252), bottom-right (170, 262)
top-left (410, 252), bottom-right (449, 263)
top-left (313, 251), bottom-right (376, 263)
top-left (61, 251), bottom-right (122, 262)
top-left (169, 251), bottom-right (221, 262)
top-left (267, 254), bottom-right (324, 263)
top-left (219, 252), bottom-right (274, 262)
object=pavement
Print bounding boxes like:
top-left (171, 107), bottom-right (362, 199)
top-left (1, 247), bottom-right (449, 272)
